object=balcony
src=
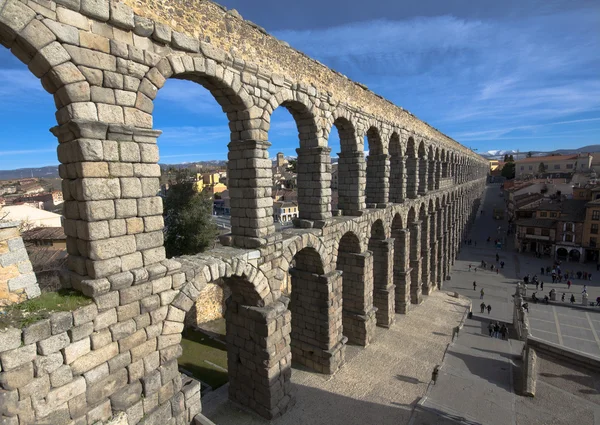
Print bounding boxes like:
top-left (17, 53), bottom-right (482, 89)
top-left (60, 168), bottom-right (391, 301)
top-left (522, 234), bottom-right (551, 241)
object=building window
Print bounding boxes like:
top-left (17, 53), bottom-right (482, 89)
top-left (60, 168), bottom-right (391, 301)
top-left (526, 227), bottom-right (534, 235)
top-left (550, 212), bottom-right (558, 218)
top-left (565, 234), bottom-right (574, 242)
top-left (565, 223), bottom-right (574, 232)
top-left (592, 224), bottom-right (599, 235)
top-left (541, 228), bottom-right (550, 236)
top-left (539, 212), bottom-right (547, 218)
top-left (528, 166), bottom-right (533, 171)
top-left (520, 166), bottom-right (524, 171)
top-left (594, 210), bottom-right (600, 220)
top-left (567, 164), bottom-right (573, 169)
top-left (591, 237), bottom-right (597, 248)
top-left (554, 164), bottom-right (560, 169)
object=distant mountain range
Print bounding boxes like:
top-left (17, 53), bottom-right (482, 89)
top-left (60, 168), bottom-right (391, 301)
top-left (2, 145), bottom-right (598, 180)
top-left (480, 145), bottom-right (600, 160)
top-left (0, 161), bottom-right (230, 180)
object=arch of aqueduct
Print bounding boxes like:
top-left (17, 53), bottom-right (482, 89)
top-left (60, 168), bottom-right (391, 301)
top-left (0, 0), bottom-right (488, 423)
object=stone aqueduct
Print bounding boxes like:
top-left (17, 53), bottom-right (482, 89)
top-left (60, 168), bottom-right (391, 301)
top-left (0, 0), bottom-right (488, 423)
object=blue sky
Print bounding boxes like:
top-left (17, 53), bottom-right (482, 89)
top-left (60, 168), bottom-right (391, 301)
top-left (0, 0), bottom-right (599, 169)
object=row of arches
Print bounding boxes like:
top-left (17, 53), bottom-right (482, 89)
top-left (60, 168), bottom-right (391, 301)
top-left (174, 185), bottom-right (483, 419)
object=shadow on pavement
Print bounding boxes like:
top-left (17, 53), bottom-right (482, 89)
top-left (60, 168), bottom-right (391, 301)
top-left (447, 350), bottom-right (513, 392)
top-left (206, 383), bottom-right (415, 425)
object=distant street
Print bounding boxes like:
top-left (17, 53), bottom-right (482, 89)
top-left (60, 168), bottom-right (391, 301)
top-left (448, 183), bottom-right (600, 358)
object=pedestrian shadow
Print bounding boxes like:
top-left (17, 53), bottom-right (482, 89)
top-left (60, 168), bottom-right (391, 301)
top-left (432, 331), bottom-right (449, 337)
top-left (396, 375), bottom-right (425, 385)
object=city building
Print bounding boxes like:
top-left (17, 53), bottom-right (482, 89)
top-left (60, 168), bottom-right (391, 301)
top-left (14, 191), bottom-right (63, 210)
top-left (514, 154), bottom-right (592, 179)
top-left (1, 205), bottom-right (62, 227)
top-left (273, 201), bottom-right (298, 223)
top-left (194, 172), bottom-right (227, 196)
top-left (22, 226), bottom-right (67, 249)
top-left (514, 199), bottom-right (587, 261)
top-left (583, 199), bottom-right (600, 263)
top-left (19, 181), bottom-right (45, 194)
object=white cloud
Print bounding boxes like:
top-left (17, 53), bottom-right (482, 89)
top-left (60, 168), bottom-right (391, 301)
top-left (156, 79), bottom-right (226, 117)
top-left (274, 7), bottom-right (600, 149)
top-left (158, 126), bottom-right (231, 146)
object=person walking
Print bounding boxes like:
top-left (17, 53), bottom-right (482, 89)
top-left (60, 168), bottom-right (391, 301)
top-left (535, 281), bottom-right (539, 290)
top-left (493, 322), bottom-right (500, 338)
top-left (540, 281), bottom-right (544, 291)
top-left (496, 253), bottom-right (499, 262)
top-left (487, 304), bottom-right (492, 314)
top-left (480, 302), bottom-right (486, 313)
top-left (469, 264), bottom-right (472, 272)
top-left (488, 321), bottom-right (494, 337)
top-left (567, 280), bottom-right (572, 289)
top-left (501, 324), bottom-right (508, 340)
top-left (561, 293), bottom-right (565, 302)
top-left (570, 294), bottom-right (576, 304)
top-left (473, 281), bottom-right (477, 291)
top-left (480, 288), bottom-right (485, 299)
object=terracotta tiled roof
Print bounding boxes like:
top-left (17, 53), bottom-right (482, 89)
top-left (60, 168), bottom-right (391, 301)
top-left (22, 226), bottom-right (66, 240)
top-left (514, 154), bottom-right (579, 164)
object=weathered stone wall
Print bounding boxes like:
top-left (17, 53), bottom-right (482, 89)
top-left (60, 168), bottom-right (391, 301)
top-left (190, 280), bottom-right (231, 325)
top-left (0, 221), bottom-right (40, 306)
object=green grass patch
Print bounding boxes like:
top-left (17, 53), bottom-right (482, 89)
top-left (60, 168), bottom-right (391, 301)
top-left (180, 327), bottom-right (228, 390)
top-left (0, 289), bottom-right (92, 329)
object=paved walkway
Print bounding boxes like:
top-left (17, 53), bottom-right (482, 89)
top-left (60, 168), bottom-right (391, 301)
top-left (412, 184), bottom-right (521, 425)
top-left (412, 183), bottom-right (600, 425)
top-left (202, 291), bottom-right (470, 425)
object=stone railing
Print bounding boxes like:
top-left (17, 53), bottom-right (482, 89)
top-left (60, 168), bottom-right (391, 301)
top-left (0, 221), bottom-right (40, 307)
top-left (513, 283), bottom-right (530, 341)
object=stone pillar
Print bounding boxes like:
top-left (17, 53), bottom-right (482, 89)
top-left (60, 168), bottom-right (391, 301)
top-left (442, 161), bottom-right (448, 178)
top-left (0, 221), bottom-right (40, 306)
top-left (53, 121), bottom-right (167, 281)
top-left (436, 208), bottom-right (444, 288)
top-left (227, 297), bottom-right (294, 419)
top-left (296, 146), bottom-right (332, 225)
top-left (394, 229), bottom-right (412, 314)
top-left (369, 239), bottom-right (395, 327)
top-left (434, 160), bottom-right (441, 190)
top-left (444, 206), bottom-right (451, 279)
top-left (337, 151), bottom-right (366, 215)
top-left (420, 215), bottom-right (431, 295)
top-left (418, 156), bottom-right (428, 195)
top-left (410, 220), bottom-right (423, 304)
top-left (366, 154), bottom-right (390, 208)
top-left (389, 155), bottom-right (406, 203)
top-left (228, 139), bottom-right (276, 248)
top-left (289, 268), bottom-right (346, 374)
top-left (406, 157), bottom-right (419, 199)
top-left (428, 159), bottom-right (436, 191)
top-left (429, 212), bottom-right (438, 291)
top-left (337, 251), bottom-right (377, 346)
